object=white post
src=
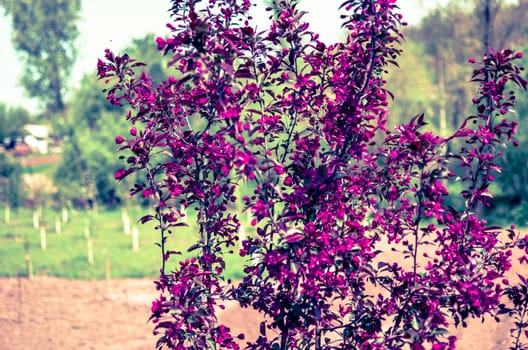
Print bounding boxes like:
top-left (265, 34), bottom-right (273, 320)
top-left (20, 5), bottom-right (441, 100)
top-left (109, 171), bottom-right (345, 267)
top-left (132, 226), bottom-right (139, 251)
top-left (87, 238), bottom-right (94, 265)
top-left (33, 210), bottom-right (39, 229)
top-left (62, 207), bottom-right (68, 223)
top-left (4, 205), bottom-right (10, 223)
top-left (40, 227), bottom-right (46, 251)
top-left (84, 219), bottom-right (90, 239)
top-left (55, 217), bottom-right (61, 234)
top-left (122, 208), bottom-right (131, 235)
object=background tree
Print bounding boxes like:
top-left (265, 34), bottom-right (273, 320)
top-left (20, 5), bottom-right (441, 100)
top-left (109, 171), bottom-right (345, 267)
top-left (0, 0), bottom-right (81, 117)
top-left (0, 153), bottom-right (24, 209)
top-left (385, 40), bottom-right (438, 128)
top-left (54, 33), bottom-right (168, 208)
top-left (0, 103), bottom-right (32, 149)
top-left (492, 51), bottom-right (528, 225)
top-left (404, 0), bottom-right (528, 136)
top-left (127, 34), bottom-right (169, 84)
top-left (387, 0), bottom-right (528, 224)
top-left (54, 74), bottom-right (127, 208)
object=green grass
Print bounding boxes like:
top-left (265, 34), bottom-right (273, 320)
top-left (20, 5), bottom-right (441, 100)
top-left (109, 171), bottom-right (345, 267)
top-left (0, 206), bottom-right (248, 280)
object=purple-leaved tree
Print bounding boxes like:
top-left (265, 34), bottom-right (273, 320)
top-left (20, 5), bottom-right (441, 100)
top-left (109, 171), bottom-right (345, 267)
top-left (98, 0), bottom-right (528, 349)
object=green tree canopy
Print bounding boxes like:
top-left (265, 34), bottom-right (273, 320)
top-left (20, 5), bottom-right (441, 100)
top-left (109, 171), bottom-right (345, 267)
top-left (0, 152), bottom-right (24, 208)
top-left (397, 0), bottom-right (528, 137)
top-left (53, 33), bottom-right (168, 208)
top-left (0, 103), bottom-right (32, 146)
top-left (391, 1), bottom-right (528, 224)
top-left (125, 34), bottom-right (169, 84)
top-left (0, 0), bottom-right (81, 116)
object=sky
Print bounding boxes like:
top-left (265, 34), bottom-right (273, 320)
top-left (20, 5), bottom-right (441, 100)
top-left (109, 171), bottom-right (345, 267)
top-left (0, 0), bottom-right (444, 112)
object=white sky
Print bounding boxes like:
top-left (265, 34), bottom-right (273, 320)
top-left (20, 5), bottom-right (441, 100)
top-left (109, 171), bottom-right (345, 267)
top-left (0, 0), bottom-right (442, 111)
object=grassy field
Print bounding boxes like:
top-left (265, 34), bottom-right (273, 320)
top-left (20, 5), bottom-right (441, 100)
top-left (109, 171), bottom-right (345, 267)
top-left (0, 205), bottom-right (248, 280)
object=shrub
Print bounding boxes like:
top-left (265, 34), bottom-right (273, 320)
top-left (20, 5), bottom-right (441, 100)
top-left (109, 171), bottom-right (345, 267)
top-left (0, 152), bottom-right (24, 208)
top-left (98, 0), bottom-right (528, 349)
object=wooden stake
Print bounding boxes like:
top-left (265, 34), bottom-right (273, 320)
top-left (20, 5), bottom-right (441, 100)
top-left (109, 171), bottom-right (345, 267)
top-left (104, 249), bottom-right (111, 280)
top-left (17, 276), bottom-right (22, 323)
top-left (25, 254), bottom-right (33, 279)
top-left (24, 240), bottom-right (33, 279)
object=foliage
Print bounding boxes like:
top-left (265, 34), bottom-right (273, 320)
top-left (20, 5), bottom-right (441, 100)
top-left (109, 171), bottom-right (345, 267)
top-left (404, 0), bottom-right (528, 138)
top-left (53, 76), bottom-right (122, 207)
top-left (490, 49), bottom-right (528, 225)
top-left (125, 34), bottom-right (171, 84)
top-left (98, 0), bottom-right (528, 349)
top-left (500, 273), bottom-right (528, 350)
top-left (0, 103), bottom-right (32, 148)
top-left (385, 40), bottom-right (438, 128)
top-left (0, 153), bottom-right (24, 208)
top-left (391, 2), bottom-right (528, 225)
top-left (54, 73), bottom-right (128, 207)
top-left (0, 0), bottom-right (81, 115)
top-left (54, 33), bottom-right (172, 208)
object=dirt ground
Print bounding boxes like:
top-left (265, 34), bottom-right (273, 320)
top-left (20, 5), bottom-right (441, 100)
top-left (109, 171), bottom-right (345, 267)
top-left (0, 277), bottom-right (266, 350)
top-left (0, 275), bottom-right (520, 349)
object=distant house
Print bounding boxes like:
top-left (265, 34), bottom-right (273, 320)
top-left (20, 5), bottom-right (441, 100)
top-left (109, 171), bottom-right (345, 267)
top-left (23, 124), bottom-right (51, 154)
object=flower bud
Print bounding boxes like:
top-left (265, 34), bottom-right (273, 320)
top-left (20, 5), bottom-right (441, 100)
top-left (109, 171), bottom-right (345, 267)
top-left (115, 135), bottom-right (125, 144)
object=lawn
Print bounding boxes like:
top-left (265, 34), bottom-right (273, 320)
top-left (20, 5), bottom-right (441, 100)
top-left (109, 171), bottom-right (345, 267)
top-left (0, 205), bottom-right (248, 280)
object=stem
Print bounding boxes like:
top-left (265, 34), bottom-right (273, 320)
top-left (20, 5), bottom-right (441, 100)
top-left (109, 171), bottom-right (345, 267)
top-left (157, 209), bottom-right (167, 274)
top-left (279, 42), bottom-right (300, 165)
top-left (146, 167), bottom-right (167, 274)
top-left (280, 322), bottom-right (289, 350)
top-left (412, 164), bottom-right (427, 284)
top-left (412, 222), bottom-right (421, 283)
